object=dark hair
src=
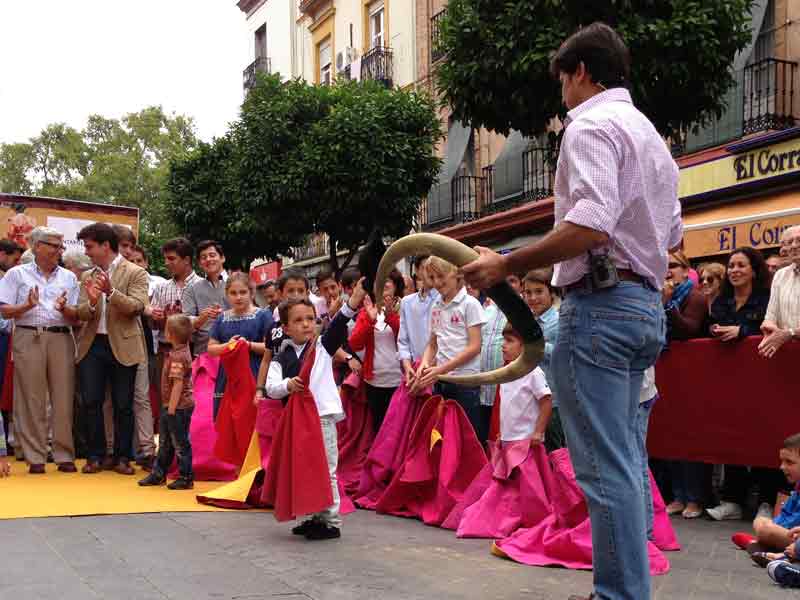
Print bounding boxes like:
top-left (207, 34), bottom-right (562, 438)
top-left (278, 297), bottom-right (315, 325)
top-left (383, 268), bottom-right (405, 298)
top-left (502, 322), bottom-right (522, 341)
top-left (77, 222), bottom-right (119, 252)
top-left (130, 244), bottom-right (147, 259)
top-left (112, 224), bottom-right (136, 245)
top-left (784, 433), bottom-right (800, 451)
top-left (413, 254), bottom-right (430, 269)
top-left (161, 237), bottom-right (194, 260)
top-left (524, 267), bottom-right (556, 293)
top-left (339, 267), bottom-right (361, 289)
top-left (196, 240), bottom-right (224, 259)
top-left (721, 247), bottom-right (771, 297)
top-left (277, 268), bottom-right (309, 292)
top-left (316, 267), bottom-right (336, 286)
top-left (258, 278), bottom-right (277, 290)
top-left (550, 22), bottom-right (630, 89)
top-left (0, 239), bottom-right (23, 255)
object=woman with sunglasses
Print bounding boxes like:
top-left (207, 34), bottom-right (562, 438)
top-left (698, 263), bottom-right (726, 316)
top-left (662, 250), bottom-right (709, 519)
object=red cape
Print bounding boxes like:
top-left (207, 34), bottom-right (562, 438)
top-left (214, 339), bottom-right (257, 467)
top-left (336, 372), bottom-right (374, 497)
top-left (261, 340), bottom-right (334, 522)
top-left (376, 395), bottom-right (488, 526)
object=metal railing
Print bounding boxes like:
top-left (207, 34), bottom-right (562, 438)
top-left (481, 165), bottom-right (494, 206)
top-left (743, 58), bottom-right (797, 135)
top-left (291, 233), bottom-right (329, 262)
top-left (431, 10), bottom-right (446, 63)
top-left (243, 57), bottom-right (271, 92)
top-left (522, 143), bottom-right (556, 201)
top-left (361, 46), bottom-right (393, 88)
top-left (452, 175), bottom-right (484, 224)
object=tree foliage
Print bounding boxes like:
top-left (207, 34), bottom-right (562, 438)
top-left (169, 74), bottom-right (442, 273)
top-left (0, 107), bottom-right (198, 272)
top-left (436, 0), bottom-right (755, 139)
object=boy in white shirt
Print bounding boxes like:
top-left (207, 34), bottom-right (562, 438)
top-left (414, 257), bottom-right (486, 438)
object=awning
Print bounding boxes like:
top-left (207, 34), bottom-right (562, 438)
top-left (427, 120), bottom-right (471, 224)
top-left (491, 130), bottom-right (530, 204)
top-left (683, 206), bottom-right (800, 258)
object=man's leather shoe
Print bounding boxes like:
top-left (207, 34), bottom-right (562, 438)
top-left (114, 461), bottom-right (135, 475)
top-left (57, 462), bottom-right (77, 473)
top-left (101, 456), bottom-right (115, 470)
top-left (82, 461), bottom-right (102, 474)
top-left (138, 472), bottom-right (166, 486)
top-left (28, 464), bottom-right (45, 474)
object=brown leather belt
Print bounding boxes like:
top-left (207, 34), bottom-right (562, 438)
top-left (561, 269), bottom-right (645, 295)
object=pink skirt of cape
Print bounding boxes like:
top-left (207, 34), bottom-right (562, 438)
top-left (170, 354), bottom-right (237, 481)
top-left (354, 380), bottom-right (429, 510)
top-left (494, 448), bottom-right (679, 575)
top-left (373, 396), bottom-right (488, 526)
top-left (441, 440), bottom-right (554, 539)
top-left (336, 372), bottom-right (374, 497)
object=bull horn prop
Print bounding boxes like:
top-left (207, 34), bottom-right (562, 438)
top-left (374, 233), bottom-right (544, 386)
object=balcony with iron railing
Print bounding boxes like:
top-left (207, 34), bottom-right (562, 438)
top-left (743, 57), bottom-right (797, 135)
top-left (430, 10), bottom-right (446, 64)
top-left (290, 233), bottom-right (329, 263)
top-left (522, 144), bottom-right (556, 201)
top-left (243, 57), bottom-right (271, 92)
top-left (361, 46), bottom-right (393, 88)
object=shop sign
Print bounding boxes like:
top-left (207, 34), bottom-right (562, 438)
top-left (684, 213), bottom-right (799, 257)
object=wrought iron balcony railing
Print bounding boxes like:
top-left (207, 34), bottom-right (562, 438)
top-left (243, 57), bottom-right (271, 92)
top-left (522, 143), bottom-right (556, 201)
top-left (431, 10), bottom-right (446, 63)
top-left (743, 57), bottom-right (797, 135)
top-left (361, 46), bottom-right (393, 88)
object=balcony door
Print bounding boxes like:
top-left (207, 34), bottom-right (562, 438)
top-left (369, 1), bottom-right (384, 49)
top-left (319, 37), bottom-right (332, 85)
top-left (255, 24), bottom-right (267, 60)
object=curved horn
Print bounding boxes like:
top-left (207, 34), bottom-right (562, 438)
top-left (375, 233), bottom-right (544, 386)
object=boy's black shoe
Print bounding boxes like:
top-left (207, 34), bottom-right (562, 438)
top-left (305, 523), bottom-right (341, 540)
top-left (291, 519), bottom-right (318, 536)
top-left (138, 472), bottom-right (166, 486)
top-left (167, 477), bottom-right (194, 490)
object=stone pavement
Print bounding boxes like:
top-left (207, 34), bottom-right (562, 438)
top-left (2, 509), bottom-right (799, 600)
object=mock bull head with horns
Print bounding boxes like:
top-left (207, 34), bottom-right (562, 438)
top-left (374, 233), bottom-right (545, 386)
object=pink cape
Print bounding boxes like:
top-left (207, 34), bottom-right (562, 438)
top-left (355, 380), bottom-right (430, 510)
top-left (374, 396), bottom-right (488, 526)
top-left (494, 448), bottom-right (678, 575)
top-left (169, 354), bottom-right (236, 481)
top-left (336, 372), bottom-right (374, 497)
top-left (441, 440), bottom-right (554, 539)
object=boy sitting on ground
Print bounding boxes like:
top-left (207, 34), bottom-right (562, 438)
top-left (732, 433), bottom-right (800, 566)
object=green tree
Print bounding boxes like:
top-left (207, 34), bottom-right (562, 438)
top-left (436, 0), bottom-right (755, 139)
top-left (0, 107), bottom-right (198, 274)
top-left (169, 74), bottom-right (442, 274)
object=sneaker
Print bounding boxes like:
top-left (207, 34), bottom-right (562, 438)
top-left (138, 472), bottom-right (166, 486)
top-left (706, 501), bottom-right (742, 521)
top-left (731, 532), bottom-right (757, 550)
top-left (757, 502), bottom-right (774, 520)
top-left (167, 477), bottom-right (194, 490)
top-left (291, 519), bottom-right (318, 536)
top-left (305, 523), bottom-right (341, 540)
top-left (768, 560), bottom-right (800, 587)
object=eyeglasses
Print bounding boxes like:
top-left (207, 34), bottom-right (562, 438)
top-left (700, 276), bottom-right (716, 283)
top-left (668, 263), bottom-right (682, 269)
top-left (39, 240), bottom-right (66, 251)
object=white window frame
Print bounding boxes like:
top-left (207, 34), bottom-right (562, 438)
top-left (319, 38), bottom-right (332, 85)
top-left (369, 1), bottom-right (384, 49)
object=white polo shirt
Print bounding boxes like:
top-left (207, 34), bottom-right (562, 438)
top-left (430, 286), bottom-right (486, 376)
top-left (500, 367), bottom-right (551, 442)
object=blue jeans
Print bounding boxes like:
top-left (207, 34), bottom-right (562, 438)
top-left (638, 395), bottom-right (657, 540)
top-left (669, 460), bottom-right (707, 504)
top-left (552, 282), bottom-right (665, 600)
top-left (154, 405), bottom-right (194, 480)
top-left (434, 382), bottom-right (482, 441)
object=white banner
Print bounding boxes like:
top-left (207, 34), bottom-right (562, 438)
top-left (46, 216), bottom-right (131, 250)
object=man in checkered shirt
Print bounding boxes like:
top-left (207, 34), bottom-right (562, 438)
top-left (463, 23), bottom-right (682, 600)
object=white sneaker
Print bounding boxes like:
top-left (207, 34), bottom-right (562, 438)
top-left (757, 502), bottom-right (774, 519)
top-left (706, 501), bottom-right (743, 521)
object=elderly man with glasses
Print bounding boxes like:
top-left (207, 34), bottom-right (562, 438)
top-left (759, 225), bottom-right (800, 358)
top-left (0, 226), bottom-right (79, 474)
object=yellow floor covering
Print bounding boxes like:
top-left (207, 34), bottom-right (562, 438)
top-left (0, 459), bottom-right (245, 519)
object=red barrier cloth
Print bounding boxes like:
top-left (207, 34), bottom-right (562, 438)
top-left (261, 341), bottom-right (334, 522)
top-left (214, 340), bottom-right (257, 466)
top-left (0, 341), bottom-right (12, 412)
top-left (648, 337), bottom-right (800, 468)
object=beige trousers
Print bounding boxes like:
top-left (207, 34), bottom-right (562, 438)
top-left (12, 328), bottom-right (75, 465)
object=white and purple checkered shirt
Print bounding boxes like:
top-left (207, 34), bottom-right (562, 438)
top-left (552, 88), bottom-right (682, 290)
